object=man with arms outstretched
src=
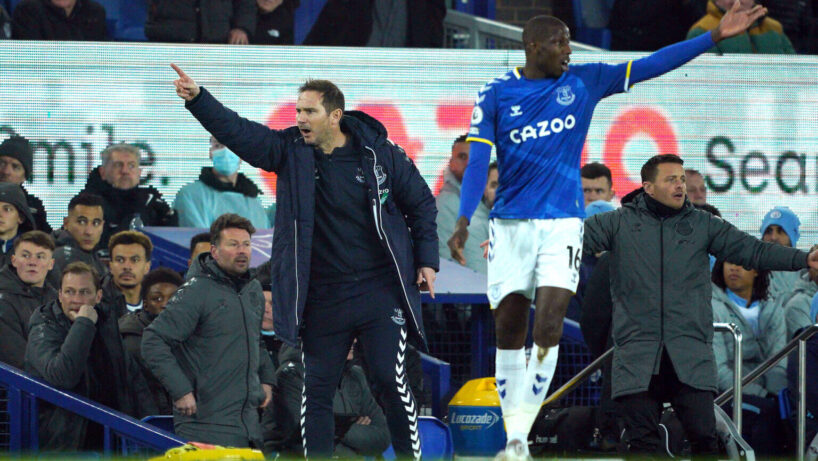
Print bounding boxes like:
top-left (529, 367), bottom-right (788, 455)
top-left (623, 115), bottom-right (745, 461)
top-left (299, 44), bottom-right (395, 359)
top-left (448, 3), bottom-right (767, 459)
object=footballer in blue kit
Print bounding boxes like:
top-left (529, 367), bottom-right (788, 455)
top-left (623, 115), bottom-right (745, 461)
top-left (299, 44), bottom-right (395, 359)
top-left (447, 5), bottom-right (769, 460)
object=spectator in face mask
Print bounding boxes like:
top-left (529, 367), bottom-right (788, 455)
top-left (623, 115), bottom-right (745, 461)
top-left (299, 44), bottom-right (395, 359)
top-left (174, 136), bottom-right (270, 229)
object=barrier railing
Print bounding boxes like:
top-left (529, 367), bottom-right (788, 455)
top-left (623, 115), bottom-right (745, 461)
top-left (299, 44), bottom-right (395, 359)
top-left (0, 361), bottom-right (183, 455)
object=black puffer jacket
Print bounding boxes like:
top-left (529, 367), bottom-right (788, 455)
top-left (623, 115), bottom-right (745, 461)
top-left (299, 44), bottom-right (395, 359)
top-left (22, 187), bottom-right (51, 234)
top-left (144, 0), bottom-right (256, 43)
top-left (11, 0), bottom-right (107, 40)
top-left (0, 265), bottom-right (57, 369)
top-left (47, 229), bottom-right (108, 290)
top-left (24, 300), bottom-right (157, 450)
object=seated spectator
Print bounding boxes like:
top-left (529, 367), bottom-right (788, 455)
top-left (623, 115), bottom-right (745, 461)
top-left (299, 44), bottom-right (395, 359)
top-left (609, 0), bottom-right (706, 51)
top-left (760, 206), bottom-right (802, 300)
top-left (188, 231), bottom-right (211, 268)
top-left (119, 267), bottom-right (183, 415)
top-left (47, 193), bottom-right (107, 289)
top-left (24, 262), bottom-right (157, 450)
top-left (688, 0), bottom-right (795, 53)
top-left (11, 0), bottom-right (106, 40)
top-left (0, 231), bottom-right (57, 369)
top-left (144, 0), bottom-right (256, 44)
top-left (712, 258), bottom-right (787, 455)
top-left (254, 0), bottom-right (297, 44)
top-left (0, 136), bottom-right (50, 232)
top-left (103, 230), bottom-right (152, 318)
top-left (437, 135), bottom-right (496, 274)
top-left (0, 182), bottom-right (35, 267)
top-left (786, 293), bottom-right (818, 449)
top-left (264, 343), bottom-right (391, 457)
top-left (303, 0), bottom-right (445, 47)
top-left (782, 267), bottom-right (818, 339)
top-left (80, 143), bottom-right (176, 248)
top-left (581, 162), bottom-right (615, 207)
top-left (685, 168), bottom-right (707, 205)
top-left (174, 136), bottom-right (269, 229)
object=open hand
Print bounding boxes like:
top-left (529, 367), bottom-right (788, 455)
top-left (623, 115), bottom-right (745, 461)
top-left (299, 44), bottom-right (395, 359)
top-left (448, 217), bottom-right (470, 265)
top-left (713, 0), bottom-right (767, 42)
top-left (171, 63), bottom-right (200, 101)
top-left (228, 29), bottom-right (249, 45)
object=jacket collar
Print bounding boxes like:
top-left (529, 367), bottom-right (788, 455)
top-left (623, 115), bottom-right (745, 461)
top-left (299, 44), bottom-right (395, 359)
top-left (198, 167), bottom-right (263, 198)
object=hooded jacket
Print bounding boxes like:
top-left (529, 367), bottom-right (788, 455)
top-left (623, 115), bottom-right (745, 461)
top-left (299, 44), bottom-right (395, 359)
top-left (0, 264), bottom-right (57, 368)
top-left (687, 1), bottom-right (796, 54)
top-left (0, 182), bottom-right (36, 267)
top-left (184, 87), bottom-right (438, 350)
top-left (79, 167), bottom-right (177, 248)
top-left (46, 229), bottom-right (108, 290)
top-left (435, 167), bottom-right (489, 274)
top-left (711, 284), bottom-right (787, 397)
top-left (173, 167), bottom-right (270, 229)
top-left (782, 269), bottom-right (818, 339)
top-left (22, 186), bottom-right (51, 234)
top-left (119, 309), bottom-right (173, 415)
top-left (584, 192), bottom-right (809, 398)
top-left (24, 300), bottom-right (157, 450)
top-left (141, 254), bottom-right (276, 447)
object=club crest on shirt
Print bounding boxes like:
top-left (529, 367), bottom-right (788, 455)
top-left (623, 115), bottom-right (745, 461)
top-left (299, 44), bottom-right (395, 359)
top-left (556, 85), bottom-right (575, 106)
top-left (391, 308), bottom-right (406, 326)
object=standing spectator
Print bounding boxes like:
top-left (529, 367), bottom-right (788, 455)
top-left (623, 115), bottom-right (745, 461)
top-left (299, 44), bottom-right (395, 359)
top-left (688, 0), bottom-right (795, 53)
top-left (583, 154), bottom-right (817, 456)
top-left (580, 162), bottom-right (615, 207)
top-left (0, 182), bottom-right (35, 268)
top-left (80, 143), bottom-right (176, 248)
top-left (0, 231), bottom-right (56, 369)
top-left (144, 0), bottom-right (256, 44)
top-left (25, 262), bottom-right (157, 450)
top-left (119, 267), bottom-right (183, 415)
top-left (12, 0), bottom-right (106, 40)
top-left (711, 258), bottom-right (787, 455)
top-left (254, 0), bottom-right (297, 44)
top-left (47, 193), bottom-right (107, 289)
top-left (609, 0), bottom-right (707, 51)
top-left (436, 135), bottom-right (495, 274)
top-left (142, 214), bottom-right (275, 448)
top-left (0, 136), bottom-right (50, 232)
top-left (303, 0), bottom-right (445, 47)
top-left (684, 168), bottom-right (707, 205)
top-left (103, 230), bottom-right (152, 318)
top-left (174, 136), bottom-right (269, 229)
top-left (760, 206), bottom-right (802, 300)
top-left (188, 232), bottom-right (211, 268)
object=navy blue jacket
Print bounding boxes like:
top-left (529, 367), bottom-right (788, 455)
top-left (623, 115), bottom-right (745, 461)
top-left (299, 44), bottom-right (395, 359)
top-left (185, 88), bottom-right (439, 349)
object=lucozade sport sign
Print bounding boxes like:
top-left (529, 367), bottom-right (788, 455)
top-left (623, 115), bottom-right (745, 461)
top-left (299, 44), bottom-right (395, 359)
top-left (0, 41), bottom-right (817, 248)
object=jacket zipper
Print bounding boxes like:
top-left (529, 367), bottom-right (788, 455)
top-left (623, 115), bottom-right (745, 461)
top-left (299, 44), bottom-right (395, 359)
top-left (659, 219), bottom-right (665, 356)
top-left (237, 290), bottom-right (252, 439)
top-left (293, 220), bottom-right (299, 326)
top-left (366, 146), bottom-right (423, 342)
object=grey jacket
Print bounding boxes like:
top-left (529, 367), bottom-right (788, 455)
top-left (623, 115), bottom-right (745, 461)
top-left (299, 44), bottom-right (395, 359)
top-left (782, 270), bottom-right (818, 339)
top-left (584, 193), bottom-right (809, 398)
top-left (0, 265), bottom-right (57, 368)
top-left (47, 229), bottom-right (108, 289)
top-left (435, 167), bottom-right (490, 275)
top-left (142, 254), bottom-right (276, 447)
top-left (711, 284), bottom-right (787, 397)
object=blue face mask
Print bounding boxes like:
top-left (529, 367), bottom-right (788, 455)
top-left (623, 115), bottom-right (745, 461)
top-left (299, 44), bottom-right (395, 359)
top-left (212, 147), bottom-right (240, 176)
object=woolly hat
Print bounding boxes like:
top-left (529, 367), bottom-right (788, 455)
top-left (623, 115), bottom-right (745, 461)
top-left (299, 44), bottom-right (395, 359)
top-left (759, 206), bottom-right (800, 247)
top-left (0, 182), bottom-right (35, 232)
top-left (0, 136), bottom-right (33, 181)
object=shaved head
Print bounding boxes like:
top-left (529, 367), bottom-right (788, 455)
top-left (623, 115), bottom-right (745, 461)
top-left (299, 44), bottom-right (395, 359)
top-left (522, 15), bottom-right (568, 45)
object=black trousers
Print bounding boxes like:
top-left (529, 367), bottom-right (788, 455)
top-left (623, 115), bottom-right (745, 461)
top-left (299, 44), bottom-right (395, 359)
top-left (300, 280), bottom-right (421, 459)
top-left (617, 351), bottom-right (718, 456)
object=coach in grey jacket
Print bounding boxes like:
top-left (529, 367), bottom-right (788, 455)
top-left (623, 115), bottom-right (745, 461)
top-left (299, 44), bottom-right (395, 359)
top-left (584, 154), bottom-right (818, 455)
top-left (142, 214), bottom-right (275, 448)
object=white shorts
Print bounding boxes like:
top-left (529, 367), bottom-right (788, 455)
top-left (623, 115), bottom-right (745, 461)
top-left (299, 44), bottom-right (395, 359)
top-left (486, 217), bottom-right (584, 308)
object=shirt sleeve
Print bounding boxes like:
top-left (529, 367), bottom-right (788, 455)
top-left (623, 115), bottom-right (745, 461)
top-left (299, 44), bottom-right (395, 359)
top-left (465, 81), bottom-right (498, 147)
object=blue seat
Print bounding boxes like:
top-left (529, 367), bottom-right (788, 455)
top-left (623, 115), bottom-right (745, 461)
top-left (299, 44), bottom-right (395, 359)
top-left (571, 0), bottom-right (613, 49)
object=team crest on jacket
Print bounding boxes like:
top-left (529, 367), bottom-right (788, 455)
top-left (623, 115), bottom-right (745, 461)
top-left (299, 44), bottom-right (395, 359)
top-left (375, 165), bottom-right (387, 186)
top-left (556, 85), bottom-right (575, 106)
top-left (391, 308), bottom-right (405, 326)
top-left (355, 167), bottom-right (365, 184)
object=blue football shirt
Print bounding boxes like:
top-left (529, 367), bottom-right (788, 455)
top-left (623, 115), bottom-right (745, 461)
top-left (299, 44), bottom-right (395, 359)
top-left (467, 63), bottom-right (634, 219)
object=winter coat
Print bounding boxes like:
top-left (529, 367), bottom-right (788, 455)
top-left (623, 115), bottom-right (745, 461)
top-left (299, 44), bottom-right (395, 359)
top-left (141, 254), bottom-right (276, 447)
top-left (144, 0), bottom-right (256, 43)
top-left (100, 273), bottom-right (128, 319)
top-left (24, 300), bottom-right (157, 450)
top-left (435, 167), bottom-right (489, 274)
top-left (173, 167), bottom-right (270, 229)
top-left (184, 87), bottom-right (439, 350)
top-left (711, 284), bottom-right (787, 397)
top-left (768, 269), bottom-right (801, 305)
top-left (579, 252), bottom-right (613, 359)
top-left (263, 344), bottom-right (391, 456)
top-left (782, 270), bottom-right (818, 339)
top-left (12, 0), bottom-right (106, 41)
top-left (119, 309), bottom-right (173, 415)
top-left (0, 265), bottom-right (57, 368)
top-left (583, 192), bottom-right (809, 398)
top-left (687, 1), bottom-right (796, 54)
top-left (254, 0), bottom-right (297, 45)
top-left (47, 229), bottom-right (108, 290)
top-left (79, 167), bottom-right (177, 248)
top-left (22, 186), bottom-right (51, 234)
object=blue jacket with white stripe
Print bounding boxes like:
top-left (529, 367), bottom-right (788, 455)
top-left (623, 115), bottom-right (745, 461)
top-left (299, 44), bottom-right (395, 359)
top-left (185, 88), bottom-right (438, 350)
